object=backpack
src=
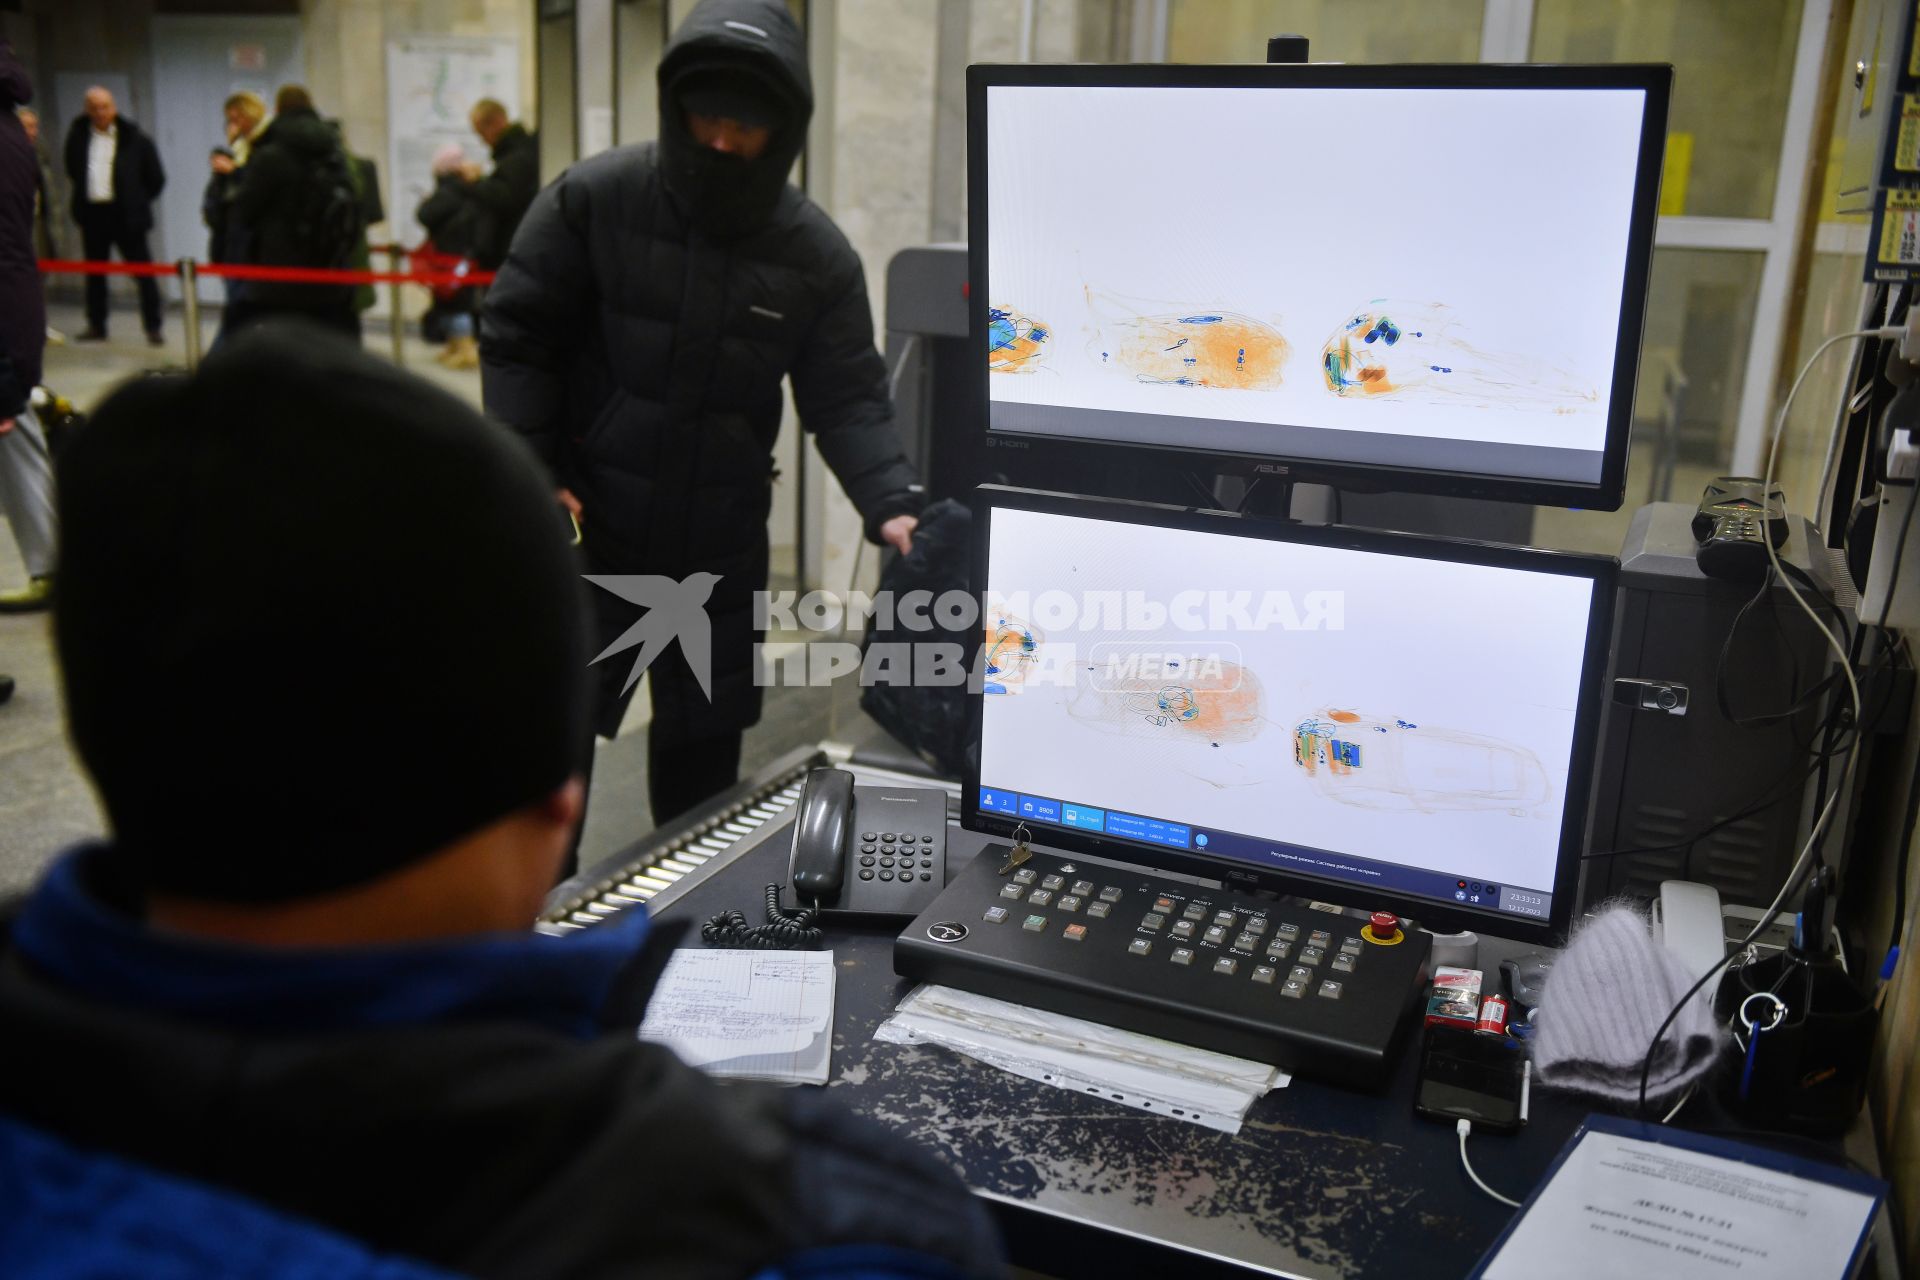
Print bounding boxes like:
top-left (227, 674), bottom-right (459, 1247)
top-left (296, 148), bottom-right (365, 271)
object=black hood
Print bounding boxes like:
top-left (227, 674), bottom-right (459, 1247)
top-left (657, 0), bottom-right (812, 241)
top-left (258, 106), bottom-right (339, 159)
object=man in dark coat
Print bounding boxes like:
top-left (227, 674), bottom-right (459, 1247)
top-left (219, 84), bottom-right (362, 342)
top-left (483, 0), bottom-right (925, 825)
top-left (0, 41), bottom-right (55, 621)
top-left (0, 327), bottom-right (1002, 1279)
top-left (464, 98), bottom-right (538, 270)
top-left (62, 85), bottom-right (165, 345)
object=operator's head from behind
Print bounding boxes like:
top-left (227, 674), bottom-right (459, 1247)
top-left (656, 0), bottom-right (811, 239)
top-left (56, 326), bottom-right (591, 945)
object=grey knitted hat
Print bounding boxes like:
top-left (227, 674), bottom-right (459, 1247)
top-left (1531, 905), bottom-right (1728, 1104)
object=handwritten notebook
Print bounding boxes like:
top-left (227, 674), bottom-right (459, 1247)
top-left (637, 949), bottom-right (837, 1086)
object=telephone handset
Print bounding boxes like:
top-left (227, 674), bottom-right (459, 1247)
top-left (787, 767), bottom-right (948, 919)
top-left (791, 768), bottom-right (856, 900)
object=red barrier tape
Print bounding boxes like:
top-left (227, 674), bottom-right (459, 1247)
top-left (36, 258), bottom-right (496, 288)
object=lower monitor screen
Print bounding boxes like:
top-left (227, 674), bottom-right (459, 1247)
top-left (971, 498), bottom-right (1608, 929)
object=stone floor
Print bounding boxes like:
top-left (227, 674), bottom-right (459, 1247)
top-left (0, 297), bottom-right (867, 898)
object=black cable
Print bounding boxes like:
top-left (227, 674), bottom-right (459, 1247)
top-left (701, 884), bottom-right (824, 949)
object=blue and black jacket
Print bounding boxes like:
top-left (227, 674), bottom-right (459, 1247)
top-left (0, 847), bottom-right (1003, 1280)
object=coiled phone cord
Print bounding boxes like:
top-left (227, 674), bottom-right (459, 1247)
top-left (701, 884), bottom-right (824, 949)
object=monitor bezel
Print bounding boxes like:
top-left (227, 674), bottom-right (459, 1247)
top-left (961, 484), bottom-right (1619, 947)
top-left (968, 61), bottom-right (1672, 513)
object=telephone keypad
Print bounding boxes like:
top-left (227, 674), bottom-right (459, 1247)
top-left (859, 869), bottom-right (875, 881)
top-left (879, 870), bottom-right (894, 881)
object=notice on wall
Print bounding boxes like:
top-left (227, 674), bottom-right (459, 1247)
top-left (385, 36), bottom-right (521, 250)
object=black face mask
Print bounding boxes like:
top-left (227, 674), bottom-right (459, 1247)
top-left (658, 90), bottom-right (801, 242)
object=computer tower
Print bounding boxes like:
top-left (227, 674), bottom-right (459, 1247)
top-left (1584, 503), bottom-right (1857, 908)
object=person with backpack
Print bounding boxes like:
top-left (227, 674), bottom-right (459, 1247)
top-left (217, 85), bottom-right (364, 344)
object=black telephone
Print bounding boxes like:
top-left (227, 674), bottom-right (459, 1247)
top-left (788, 767), bottom-right (948, 919)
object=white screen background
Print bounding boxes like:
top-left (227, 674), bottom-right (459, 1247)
top-left (978, 508), bottom-right (1599, 893)
top-left (987, 84), bottom-right (1647, 455)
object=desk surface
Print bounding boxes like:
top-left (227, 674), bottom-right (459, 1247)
top-left (643, 812), bottom-right (1590, 1279)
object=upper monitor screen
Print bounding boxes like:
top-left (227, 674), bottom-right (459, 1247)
top-left (965, 488), bottom-right (1615, 943)
top-left (973, 66), bottom-right (1670, 509)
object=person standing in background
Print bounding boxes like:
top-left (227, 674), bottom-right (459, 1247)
top-left (426, 100), bottom-right (538, 370)
top-left (219, 85), bottom-right (363, 343)
top-left (62, 86), bottom-right (165, 346)
top-left (0, 40), bottom-right (57, 622)
top-left (416, 142), bottom-right (486, 368)
top-left (331, 120), bottom-right (385, 325)
top-left (203, 91), bottom-right (266, 274)
top-left (15, 107), bottom-right (63, 346)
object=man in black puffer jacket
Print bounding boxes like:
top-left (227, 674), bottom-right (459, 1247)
top-left (483, 0), bottom-right (925, 825)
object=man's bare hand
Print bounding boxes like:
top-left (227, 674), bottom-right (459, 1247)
top-left (879, 514), bottom-right (917, 556)
top-left (460, 161), bottom-right (485, 184)
top-left (557, 488), bottom-right (582, 518)
top-left (210, 154), bottom-right (235, 175)
top-left (0, 418), bottom-right (14, 436)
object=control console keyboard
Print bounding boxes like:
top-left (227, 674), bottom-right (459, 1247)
top-left (896, 845), bottom-right (1432, 1089)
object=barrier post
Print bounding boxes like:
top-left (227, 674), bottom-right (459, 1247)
top-left (388, 246), bottom-right (406, 367)
top-left (177, 259), bottom-right (203, 372)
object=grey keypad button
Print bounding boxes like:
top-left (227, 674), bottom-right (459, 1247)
top-left (862, 832), bottom-right (877, 842)
top-left (1265, 941), bottom-right (1291, 962)
top-left (1182, 905), bottom-right (1206, 921)
top-left (860, 856), bottom-right (875, 867)
top-left (1281, 979), bottom-right (1306, 998)
top-left (1299, 946), bottom-right (1325, 966)
top-left (1276, 922), bottom-right (1300, 938)
top-left (1063, 923), bottom-right (1087, 942)
top-left (861, 844), bottom-right (877, 855)
top-left (1023, 914), bottom-right (1047, 932)
top-left (1233, 932), bottom-right (1260, 952)
top-left (880, 845), bottom-right (895, 855)
top-left (1029, 889), bottom-right (1053, 906)
top-left (921, 858), bottom-right (934, 868)
top-left (859, 869), bottom-right (875, 880)
top-left (879, 870), bottom-right (893, 881)
top-left (1056, 895), bottom-right (1082, 912)
top-left (1252, 965), bottom-right (1276, 984)
top-left (1213, 911), bottom-right (1236, 928)
top-left (1340, 937), bottom-right (1364, 955)
top-left (1001, 883), bottom-right (1025, 899)
top-left (920, 871), bottom-right (933, 881)
top-left (1171, 920), bottom-right (1196, 939)
top-left (1141, 912), bottom-right (1167, 930)
top-left (1071, 880), bottom-right (1095, 897)
top-left (1098, 886), bottom-right (1123, 903)
top-left (1332, 954), bottom-right (1355, 973)
top-left (1308, 930), bottom-right (1332, 948)
top-left (1203, 925), bottom-right (1227, 945)
top-left (1128, 937), bottom-right (1152, 956)
top-left (1041, 874), bottom-right (1066, 891)
top-left (984, 906), bottom-right (1008, 923)
top-left (1014, 868), bottom-right (1038, 885)
top-left (879, 857), bottom-right (894, 868)
top-left (1318, 980), bottom-right (1343, 1000)
top-left (898, 835), bottom-right (916, 844)
top-left (1086, 902), bottom-right (1111, 919)
top-left (1212, 956), bottom-right (1237, 975)
top-left (1246, 917), bottom-right (1269, 935)
top-left (1171, 947), bottom-right (1195, 965)
top-left (881, 833), bottom-right (897, 842)
top-left (1290, 966), bottom-right (1313, 982)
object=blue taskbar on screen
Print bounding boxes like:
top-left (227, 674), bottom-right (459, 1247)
top-left (976, 785), bottom-right (1551, 921)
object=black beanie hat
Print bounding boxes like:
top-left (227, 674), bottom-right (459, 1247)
top-left (56, 324), bottom-right (591, 903)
